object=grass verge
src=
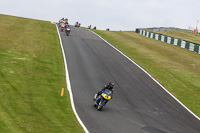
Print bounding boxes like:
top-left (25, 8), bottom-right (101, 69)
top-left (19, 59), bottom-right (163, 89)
top-left (0, 14), bottom-right (84, 133)
top-left (155, 30), bottom-right (200, 44)
top-left (91, 29), bottom-right (200, 117)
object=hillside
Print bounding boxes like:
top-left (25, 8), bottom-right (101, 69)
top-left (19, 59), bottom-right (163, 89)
top-left (0, 14), bottom-right (83, 133)
top-left (0, 13), bottom-right (199, 132)
top-left (155, 30), bottom-right (200, 44)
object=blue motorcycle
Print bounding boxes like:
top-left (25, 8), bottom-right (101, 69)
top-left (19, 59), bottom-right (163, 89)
top-left (94, 89), bottom-right (112, 111)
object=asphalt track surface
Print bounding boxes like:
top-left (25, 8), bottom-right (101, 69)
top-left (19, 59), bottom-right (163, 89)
top-left (59, 26), bottom-right (200, 133)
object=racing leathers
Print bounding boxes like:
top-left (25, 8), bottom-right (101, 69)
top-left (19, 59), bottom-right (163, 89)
top-left (94, 84), bottom-right (114, 100)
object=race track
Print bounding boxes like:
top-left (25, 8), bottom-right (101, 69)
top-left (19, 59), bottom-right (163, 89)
top-left (58, 26), bottom-right (200, 133)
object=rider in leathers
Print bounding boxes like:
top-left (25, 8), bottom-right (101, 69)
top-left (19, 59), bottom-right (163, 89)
top-left (94, 81), bottom-right (114, 100)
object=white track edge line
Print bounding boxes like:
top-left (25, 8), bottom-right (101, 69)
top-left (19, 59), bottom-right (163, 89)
top-left (89, 30), bottom-right (200, 121)
top-left (56, 24), bottom-right (89, 133)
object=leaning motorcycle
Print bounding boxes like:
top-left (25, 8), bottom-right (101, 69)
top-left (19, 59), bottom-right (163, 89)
top-left (65, 27), bottom-right (71, 36)
top-left (60, 23), bottom-right (65, 32)
top-left (94, 89), bottom-right (112, 111)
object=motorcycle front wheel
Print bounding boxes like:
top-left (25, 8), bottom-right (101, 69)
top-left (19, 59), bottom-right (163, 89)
top-left (97, 101), bottom-right (106, 111)
top-left (93, 101), bottom-right (97, 107)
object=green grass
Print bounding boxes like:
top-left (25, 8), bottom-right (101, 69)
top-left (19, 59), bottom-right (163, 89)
top-left (91, 29), bottom-right (200, 117)
top-left (0, 14), bottom-right (84, 133)
top-left (155, 30), bottom-right (200, 44)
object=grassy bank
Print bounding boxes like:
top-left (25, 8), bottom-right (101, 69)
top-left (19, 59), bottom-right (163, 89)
top-left (155, 30), bottom-right (200, 44)
top-left (0, 14), bottom-right (83, 133)
top-left (91, 29), bottom-right (200, 117)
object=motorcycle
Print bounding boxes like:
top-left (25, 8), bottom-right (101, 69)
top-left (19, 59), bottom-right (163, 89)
top-left (60, 23), bottom-right (65, 32)
top-left (74, 22), bottom-right (81, 28)
top-left (65, 27), bottom-right (71, 36)
top-left (94, 89), bottom-right (112, 111)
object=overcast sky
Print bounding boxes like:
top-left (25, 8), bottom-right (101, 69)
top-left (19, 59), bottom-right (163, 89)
top-left (0, 0), bottom-right (199, 31)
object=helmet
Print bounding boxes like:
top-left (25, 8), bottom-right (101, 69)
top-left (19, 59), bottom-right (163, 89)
top-left (109, 81), bottom-right (114, 88)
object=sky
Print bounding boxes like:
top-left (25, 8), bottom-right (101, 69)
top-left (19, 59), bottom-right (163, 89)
top-left (0, 0), bottom-right (199, 31)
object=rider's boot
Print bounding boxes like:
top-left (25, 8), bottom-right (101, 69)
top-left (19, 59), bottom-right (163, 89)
top-left (93, 94), bottom-right (97, 100)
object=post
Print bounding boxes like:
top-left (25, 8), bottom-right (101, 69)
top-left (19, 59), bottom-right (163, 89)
top-left (196, 20), bottom-right (199, 36)
top-left (60, 88), bottom-right (64, 96)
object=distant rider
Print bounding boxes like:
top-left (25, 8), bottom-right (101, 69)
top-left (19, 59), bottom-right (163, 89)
top-left (65, 18), bottom-right (68, 23)
top-left (93, 81), bottom-right (114, 100)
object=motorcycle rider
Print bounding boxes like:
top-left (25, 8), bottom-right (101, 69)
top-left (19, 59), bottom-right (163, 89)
top-left (94, 81), bottom-right (114, 100)
top-left (65, 18), bottom-right (68, 23)
top-left (65, 23), bottom-right (70, 29)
